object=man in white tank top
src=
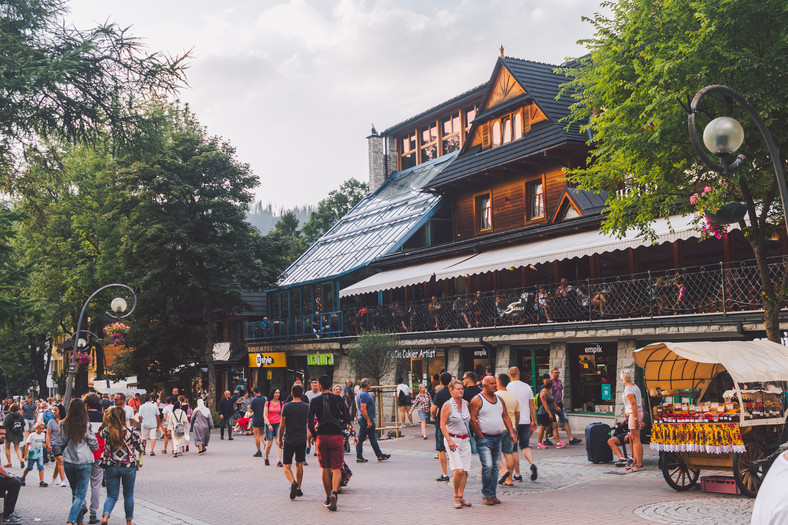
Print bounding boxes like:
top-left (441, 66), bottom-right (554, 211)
top-left (469, 376), bottom-right (517, 505)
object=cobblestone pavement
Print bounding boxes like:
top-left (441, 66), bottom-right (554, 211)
top-left (8, 424), bottom-right (754, 524)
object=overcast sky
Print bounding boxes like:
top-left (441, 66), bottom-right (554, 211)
top-left (66, 0), bottom-right (602, 210)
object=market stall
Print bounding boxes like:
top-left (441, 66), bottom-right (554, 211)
top-left (634, 341), bottom-right (788, 497)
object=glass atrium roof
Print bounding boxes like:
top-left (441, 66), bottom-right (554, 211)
top-left (277, 152), bottom-right (458, 287)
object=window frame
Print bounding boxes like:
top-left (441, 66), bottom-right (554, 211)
top-left (474, 191), bottom-right (493, 233)
top-left (525, 175), bottom-right (546, 222)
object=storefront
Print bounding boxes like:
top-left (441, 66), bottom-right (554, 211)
top-left (511, 345), bottom-right (551, 390)
top-left (569, 342), bottom-right (618, 413)
top-left (306, 350), bottom-right (336, 384)
top-left (460, 346), bottom-right (495, 379)
top-left (247, 349), bottom-right (287, 397)
top-left (393, 348), bottom-right (446, 390)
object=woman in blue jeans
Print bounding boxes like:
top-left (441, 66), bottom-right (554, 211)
top-left (99, 407), bottom-right (142, 525)
top-left (60, 398), bottom-right (99, 525)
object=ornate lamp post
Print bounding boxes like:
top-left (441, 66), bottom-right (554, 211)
top-left (687, 84), bottom-right (788, 227)
top-left (63, 284), bottom-right (137, 408)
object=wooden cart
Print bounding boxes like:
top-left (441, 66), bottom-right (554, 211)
top-left (634, 341), bottom-right (788, 497)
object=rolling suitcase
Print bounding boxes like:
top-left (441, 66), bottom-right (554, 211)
top-left (585, 422), bottom-right (613, 463)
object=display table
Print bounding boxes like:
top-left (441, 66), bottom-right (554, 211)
top-left (650, 422), bottom-right (746, 454)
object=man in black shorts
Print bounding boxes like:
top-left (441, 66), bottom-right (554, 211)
top-left (308, 375), bottom-right (349, 512)
top-left (250, 387), bottom-right (267, 457)
top-left (278, 384), bottom-right (309, 500)
top-left (430, 372), bottom-right (453, 482)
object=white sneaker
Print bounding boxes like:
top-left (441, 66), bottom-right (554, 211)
top-left (60, 480), bottom-right (68, 487)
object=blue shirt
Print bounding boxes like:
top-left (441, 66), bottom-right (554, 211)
top-left (356, 389), bottom-right (375, 422)
top-left (250, 395), bottom-right (267, 426)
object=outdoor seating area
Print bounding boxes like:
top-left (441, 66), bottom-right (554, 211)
top-left (246, 256), bottom-right (786, 341)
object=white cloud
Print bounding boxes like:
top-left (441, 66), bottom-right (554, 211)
top-left (65, 0), bottom-right (604, 208)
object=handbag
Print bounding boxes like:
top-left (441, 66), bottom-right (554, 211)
top-left (464, 421), bottom-right (478, 454)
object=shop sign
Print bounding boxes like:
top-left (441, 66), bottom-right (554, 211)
top-left (307, 352), bottom-right (334, 366)
top-left (390, 348), bottom-right (437, 359)
top-left (248, 352), bottom-right (286, 368)
top-left (584, 344), bottom-right (603, 354)
top-left (473, 348), bottom-right (488, 358)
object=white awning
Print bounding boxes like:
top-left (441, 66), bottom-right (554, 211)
top-left (433, 215), bottom-right (715, 281)
top-left (340, 215), bottom-right (720, 298)
top-left (340, 254), bottom-right (477, 298)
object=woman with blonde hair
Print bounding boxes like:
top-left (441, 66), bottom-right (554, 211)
top-left (440, 379), bottom-right (472, 508)
top-left (620, 369), bottom-right (644, 472)
top-left (99, 406), bottom-right (141, 525)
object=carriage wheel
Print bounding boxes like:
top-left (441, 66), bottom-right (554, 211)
top-left (660, 451), bottom-right (700, 491)
top-left (733, 440), bottom-right (766, 498)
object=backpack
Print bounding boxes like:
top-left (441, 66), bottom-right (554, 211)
top-left (12, 416), bottom-right (22, 433)
top-left (43, 409), bottom-right (54, 424)
top-left (318, 395), bottom-right (343, 429)
top-left (398, 388), bottom-right (407, 405)
top-left (173, 412), bottom-right (185, 437)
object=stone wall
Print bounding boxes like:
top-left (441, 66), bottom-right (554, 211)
top-left (550, 341), bottom-right (569, 409)
top-left (367, 133), bottom-right (386, 192)
top-left (614, 339), bottom-right (637, 418)
top-left (495, 344), bottom-right (511, 375)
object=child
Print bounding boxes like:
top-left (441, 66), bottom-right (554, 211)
top-left (22, 422), bottom-right (48, 487)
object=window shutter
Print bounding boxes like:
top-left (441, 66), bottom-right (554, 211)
top-left (523, 106), bottom-right (531, 134)
top-left (481, 123), bottom-right (490, 148)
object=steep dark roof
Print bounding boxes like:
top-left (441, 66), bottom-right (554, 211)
top-left (428, 57), bottom-right (587, 189)
top-left (566, 187), bottom-right (608, 215)
top-left (381, 83), bottom-right (487, 136)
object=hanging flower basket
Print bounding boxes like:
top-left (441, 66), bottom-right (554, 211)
top-left (104, 322), bottom-right (131, 346)
top-left (74, 350), bottom-right (93, 368)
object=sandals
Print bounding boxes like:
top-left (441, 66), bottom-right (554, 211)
top-left (454, 498), bottom-right (463, 509)
top-left (461, 499), bottom-right (472, 507)
top-left (626, 464), bottom-right (644, 473)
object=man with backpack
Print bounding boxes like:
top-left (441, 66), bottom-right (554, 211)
top-left (278, 384), bottom-right (309, 500)
top-left (307, 375), bottom-right (349, 512)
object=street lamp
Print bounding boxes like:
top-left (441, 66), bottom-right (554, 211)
top-left (687, 84), bottom-right (788, 228)
top-left (63, 284), bottom-right (137, 408)
top-left (0, 364), bottom-right (9, 398)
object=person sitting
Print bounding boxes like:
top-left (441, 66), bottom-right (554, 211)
top-left (235, 407), bottom-right (254, 435)
top-left (427, 296), bottom-right (442, 330)
top-left (391, 302), bottom-right (407, 332)
top-left (452, 295), bottom-right (472, 329)
top-left (608, 425), bottom-right (632, 468)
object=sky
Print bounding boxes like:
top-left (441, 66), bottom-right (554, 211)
top-left (66, 0), bottom-right (603, 210)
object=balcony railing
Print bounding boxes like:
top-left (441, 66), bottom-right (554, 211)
top-left (246, 257), bottom-right (788, 342)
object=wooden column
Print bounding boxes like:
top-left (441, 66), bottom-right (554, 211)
top-left (628, 248), bottom-right (639, 276)
top-left (521, 266), bottom-right (527, 287)
top-left (553, 260), bottom-right (561, 283)
top-left (493, 271), bottom-right (500, 292)
top-left (590, 254), bottom-right (600, 278)
top-left (673, 241), bottom-right (684, 268)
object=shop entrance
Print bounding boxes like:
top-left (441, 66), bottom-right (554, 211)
top-left (461, 347), bottom-right (496, 379)
top-left (568, 342), bottom-right (618, 413)
top-left (512, 346), bottom-right (551, 391)
top-left (402, 348), bottom-right (446, 392)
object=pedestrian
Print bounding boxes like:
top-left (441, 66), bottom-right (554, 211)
top-left (46, 404), bottom-right (67, 487)
top-left (536, 378), bottom-right (565, 449)
top-left (97, 406), bottom-right (141, 525)
top-left (607, 424), bottom-right (632, 468)
top-left (112, 394), bottom-right (135, 429)
top-left (21, 422), bottom-right (47, 487)
top-left (506, 367), bottom-right (538, 481)
top-left (462, 372), bottom-right (481, 402)
top-left (189, 399), bottom-right (214, 455)
top-left (167, 400), bottom-right (188, 457)
top-left (410, 385), bottom-right (431, 439)
top-left (305, 380), bottom-right (321, 402)
top-left (264, 389), bottom-right (283, 467)
top-left (549, 368), bottom-right (582, 445)
top-left (84, 393), bottom-right (105, 524)
top-left (0, 424), bottom-right (24, 524)
top-left (20, 396), bottom-right (36, 446)
top-left (439, 379), bottom-right (472, 509)
top-left (61, 398), bottom-right (99, 525)
top-left (343, 379), bottom-right (355, 420)
top-left (430, 372), bottom-right (453, 481)
top-left (100, 395), bottom-right (111, 413)
top-left (355, 378), bottom-right (390, 464)
top-left (278, 384), bottom-right (309, 500)
top-left (495, 374), bottom-right (519, 486)
top-left (217, 391), bottom-right (234, 440)
top-left (308, 375), bottom-right (349, 511)
top-left (177, 395), bottom-right (191, 453)
top-left (751, 449), bottom-right (788, 523)
top-left (127, 393), bottom-right (141, 415)
top-left (160, 397), bottom-right (174, 454)
top-left (395, 377), bottom-right (413, 428)
top-left (3, 404), bottom-right (25, 469)
top-left (620, 369), bottom-right (644, 473)
top-left (250, 387), bottom-right (267, 457)
top-left (137, 395), bottom-right (160, 456)
top-left (469, 375), bottom-right (516, 505)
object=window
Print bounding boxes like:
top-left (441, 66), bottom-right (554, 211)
top-left (464, 104), bottom-right (477, 132)
top-left (491, 121), bottom-right (501, 147)
top-left (502, 116), bottom-right (512, 144)
top-left (526, 179), bottom-right (545, 220)
top-left (441, 111), bottom-right (461, 154)
top-left (482, 107), bottom-right (532, 150)
top-left (475, 193), bottom-right (492, 231)
top-left (420, 123), bottom-right (438, 162)
top-left (513, 112), bottom-right (523, 140)
top-left (400, 131), bottom-right (417, 170)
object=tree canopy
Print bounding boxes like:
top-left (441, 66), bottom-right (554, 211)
top-left (0, 0), bottom-right (188, 188)
top-left (565, 0), bottom-right (788, 340)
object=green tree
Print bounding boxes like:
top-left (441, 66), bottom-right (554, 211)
top-left (268, 210), bottom-right (309, 266)
top-left (345, 330), bottom-right (400, 385)
top-left (116, 105), bottom-right (285, 408)
top-left (301, 178), bottom-right (368, 244)
top-left (564, 0), bottom-right (788, 341)
top-left (0, 0), bottom-right (188, 188)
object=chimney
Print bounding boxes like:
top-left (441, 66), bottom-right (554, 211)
top-left (367, 125), bottom-right (386, 192)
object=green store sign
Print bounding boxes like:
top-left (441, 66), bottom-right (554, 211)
top-left (307, 352), bottom-right (334, 366)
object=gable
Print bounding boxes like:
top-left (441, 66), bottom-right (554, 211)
top-left (486, 67), bottom-right (525, 109)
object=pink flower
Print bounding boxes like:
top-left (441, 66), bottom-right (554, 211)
top-left (690, 193), bottom-right (698, 205)
top-left (703, 186), bottom-right (712, 195)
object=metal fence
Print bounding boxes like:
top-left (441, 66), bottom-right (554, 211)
top-left (246, 257), bottom-right (788, 341)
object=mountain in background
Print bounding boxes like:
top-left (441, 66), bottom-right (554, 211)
top-left (246, 201), bottom-right (314, 234)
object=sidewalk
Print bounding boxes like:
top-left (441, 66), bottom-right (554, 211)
top-left (8, 424), bottom-right (754, 524)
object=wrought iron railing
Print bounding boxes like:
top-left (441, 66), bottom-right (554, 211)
top-left (246, 257), bottom-right (788, 341)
